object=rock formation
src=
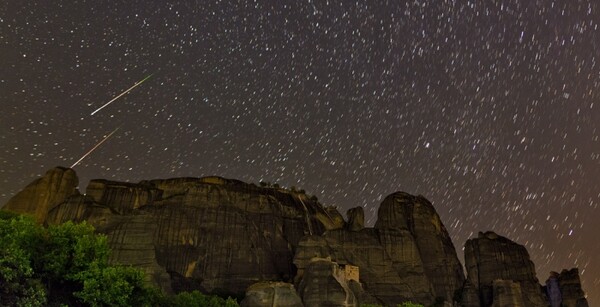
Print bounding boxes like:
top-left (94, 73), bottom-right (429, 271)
top-left (463, 231), bottom-right (547, 307)
top-left (3, 167), bottom-right (78, 223)
top-left (6, 168), bottom-right (333, 297)
top-left (294, 230), bottom-right (433, 305)
top-left (345, 207), bottom-right (364, 231)
top-left (294, 191), bottom-right (466, 306)
top-left (545, 271), bottom-right (562, 307)
top-left (1, 167), bottom-right (590, 306)
top-left (558, 268), bottom-right (589, 307)
top-left (490, 280), bottom-right (526, 307)
top-left (241, 282), bottom-right (303, 307)
top-left (375, 192), bottom-right (465, 303)
top-left (297, 258), bottom-right (359, 307)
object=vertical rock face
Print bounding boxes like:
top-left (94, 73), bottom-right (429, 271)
top-left (3, 168), bottom-right (590, 306)
top-left (25, 172), bottom-right (332, 297)
top-left (294, 191), bottom-right (465, 306)
top-left (293, 230), bottom-right (434, 306)
top-left (558, 268), bottom-right (589, 307)
top-left (463, 231), bottom-right (547, 307)
top-left (345, 207), bottom-right (364, 231)
top-left (490, 280), bottom-right (525, 307)
top-left (86, 180), bottom-right (161, 214)
top-left (545, 272), bottom-right (562, 307)
top-left (240, 282), bottom-right (303, 307)
top-left (375, 192), bottom-right (465, 303)
top-left (2, 167), bottom-right (78, 223)
top-left (297, 258), bottom-right (358, 307)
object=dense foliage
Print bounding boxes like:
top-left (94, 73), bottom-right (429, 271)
top-left (0, 212), bottom-right (238, 307)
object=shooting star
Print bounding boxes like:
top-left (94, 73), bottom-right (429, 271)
top-left (70, 127), bottom-right (120, 168)
top-left (90, 73), bottom-right (153, 115)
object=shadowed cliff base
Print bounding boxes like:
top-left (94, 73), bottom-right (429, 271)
top-left (1, 167), bottom-right (589, 307)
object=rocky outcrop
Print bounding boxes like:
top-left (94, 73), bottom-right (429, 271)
top-left (2, 167), bottom-right (590, 306)
top-left (5, 168), bottom-right (333, 297)
top-left (545, 272), bottom-right (562, 307)
top-left (463, 231), bottom-right (547, 307)
top-left (294, 231), bottom-right (433, 305)
top-left (345, 207), bottom-right (364, 231)
top-left (294, 191), bottom-right (465, 306)
top-left (558, 268), bottom-right (589, 307)
top-left (297, 258), bottom-right (358, 307)
top-left (241, 282), bottom-right (303, 307)
top-left (85, 179), bottom-right (161, 214)
top-left (3, 167), bottom-right (78, 223)
top-left (375, 192), bottom-right (465, 303)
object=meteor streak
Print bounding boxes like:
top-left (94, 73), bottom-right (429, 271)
top-left (70, 127), bottom-right (120, 168)
top-left (90, 74), bottom-right (153, 115)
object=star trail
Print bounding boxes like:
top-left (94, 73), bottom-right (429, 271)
top-left (1, 0), bottom-right (598, 303)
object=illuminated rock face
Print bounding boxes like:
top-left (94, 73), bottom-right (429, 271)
top-left (3, 167), bottom-right (78, 223)
top-left (4, 168), bottom-right (332, 296)
top-left (2, 167), bottom-right (589, 306)
top-left (293, 191), bottom-right (466, 306)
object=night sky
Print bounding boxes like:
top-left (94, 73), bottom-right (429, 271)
top-left (1, 0), bottom-right (598, 303)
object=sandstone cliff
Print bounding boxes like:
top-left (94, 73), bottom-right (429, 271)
top-left (3, 167), bottom-right (78, 223)
top-left (1, 167), bottom-right (589, 306)
top-left (463, 231), bottom-right (551, 307)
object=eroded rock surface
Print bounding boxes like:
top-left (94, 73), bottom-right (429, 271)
top-left (297, 258), bottom-right (358, 307)
top-left (294, 230), bottom-right (433, 305)
top-left (241, 282), bottom-right (303, 307)
top-left (491, 279), bottom-right (526, 307)
top-left (345, 207), bottom-right (364, 231)
top-left (558, 268), bottom-right (589, 307)
top-left (375, 192), bottom-right (465, 303)
top-left (294, 191), bottom-right (465, 306)
top-left (463, 231), bottom-right (547, 307)
top-left (3, 167), bottom-right (78, 222)
top-left (5, 168), bottom-right (332, 297)
top-left (3, 167), bottom-right (590, 306)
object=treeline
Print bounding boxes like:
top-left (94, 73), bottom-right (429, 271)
top-left (0, 211), bottom-right (237, 307)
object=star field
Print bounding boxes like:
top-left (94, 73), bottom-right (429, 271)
top-left (1, 0), bottom-right (599, 303)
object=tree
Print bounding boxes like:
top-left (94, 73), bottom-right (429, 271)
top-left (0, 216), bottom-right (159, 306)
top-left (0, 213), bottom-right (239, 306)
top-left (0, 216), bottom-right (47, 306)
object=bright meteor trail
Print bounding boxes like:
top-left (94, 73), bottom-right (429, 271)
top-left (90, 74), bottom-right (153, 115)
top-left (70, 127), bottom-right (120, 168)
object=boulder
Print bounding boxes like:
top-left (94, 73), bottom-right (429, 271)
top-left (241, 282), bottom-right (303, 307)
